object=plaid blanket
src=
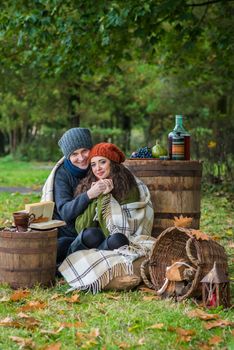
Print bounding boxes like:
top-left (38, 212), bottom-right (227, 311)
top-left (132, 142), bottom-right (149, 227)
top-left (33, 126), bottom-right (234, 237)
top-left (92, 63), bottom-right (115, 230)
top-left (104, 177), bottom-right (154, 237)
top-left (58, 235), bottom-right (156, 293)
top-left (41, 157), bottom-right (65, 201)
top-left (75, 177), bottom-right (154, 238)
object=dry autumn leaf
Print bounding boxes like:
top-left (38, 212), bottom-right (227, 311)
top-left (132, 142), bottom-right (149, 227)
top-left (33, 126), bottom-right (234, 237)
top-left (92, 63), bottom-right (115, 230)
top-left (175, 327), bottom-right (196, 343)
top-left (190, 230), bottom-right (210, 241)
top-left (50, 293), bottom-right (63, 300)
top-left (143, 295), bottom-right (160, 301)
top-left (138, 338), bottom-right (145, 345)
top-left (9, 336), bottom-right (36, 349)
top-left (63, 294), bottom-right (80, 303)
top-left (0, 317), bottom-right (21, 328)
top-left (10, 290), bottom-right (30, 301)
top-left (76, 328), bottom-right (100, 346)
top-left (208, 335), bottom-right (223, 345)
top-left (115, 342), bottom-right (130, 349)
top-left (59, 321), bottom-right (84, 329)
top-left (138, 286), bottom-right (155, 294)
top-left (174, 215), bottom-right (193, 228)
top-left (0, 296), bottom-right (10, 302)
top-left (198, 343), bottom-right (212, 350)
top-left (204, 319), bottom-right (234, 330)
top-left (106, 294), bottom-right (121, 300)
top-left (147, 323), bottom-right (164, 329)
top-left (187, 309), bottom-right (220, 321)
top-left (42, 342), bottom-right (62, 350)
top-left (19, 300), bottom-right (46, 312)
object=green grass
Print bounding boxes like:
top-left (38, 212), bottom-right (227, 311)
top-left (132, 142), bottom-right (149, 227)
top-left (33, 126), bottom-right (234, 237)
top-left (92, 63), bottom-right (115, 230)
top-left (0, 157), bottom-right (51, 187)
top-left (0, 158), bottom-right (233, 349)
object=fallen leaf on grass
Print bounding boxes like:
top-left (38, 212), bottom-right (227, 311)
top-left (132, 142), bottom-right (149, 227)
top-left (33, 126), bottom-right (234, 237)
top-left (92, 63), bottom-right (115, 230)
top-left (138, 338), bottom-right (145, 345)
top-left (19, 301), bottom-right (46, 312)
top-left (204, 319), bottom-right (234, 330)
top-left (0, 315), bottom-right (39, 330)
top-left (63, 294), bottom-right (80, 303)
top-left (143, 295), bottom-right (160, 301)
top-left (10, 289), bottom-right (30, 301)
top-left (106, 294), bottom-right (121, 300)
top-left (0, 296), bottom-right (10, 302)
top-left (169, 327), bottom-right (196, 342)
top-left (0, 317), bottom-right (21, 328)
top-left (50, 293), bottom-right (63, 300)
top-left (198, 343), bottom-right (212, 350)
top-left (208, 335), bottom-right (223, 345)
top-left (9, 336), bottom-right (36, 349)
top-left (60, 321), bottom-right (84, 328)
top-left (115, 342), bottom-right (130, 349)
top-left (187, 308), bottom-right (219, 320)
top-left (147, 323), bottom-right (164, 329)
top-left (138, 286), bottom-right (155, 294)
top-left (42, 342), bottom-right (62, 350)
top-left (76, 328), bottom-right (100, 348)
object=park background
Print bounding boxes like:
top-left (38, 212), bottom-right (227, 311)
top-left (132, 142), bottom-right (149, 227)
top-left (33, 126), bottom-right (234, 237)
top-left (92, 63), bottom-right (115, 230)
top-left (0, 0), bottom-right (233, 187)
top-left (0, 1), bottom-right (233, 349)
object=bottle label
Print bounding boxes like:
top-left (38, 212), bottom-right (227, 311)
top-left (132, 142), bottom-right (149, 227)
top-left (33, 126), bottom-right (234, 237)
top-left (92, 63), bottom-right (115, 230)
top-left (172, 137), bottom-right (185, 160)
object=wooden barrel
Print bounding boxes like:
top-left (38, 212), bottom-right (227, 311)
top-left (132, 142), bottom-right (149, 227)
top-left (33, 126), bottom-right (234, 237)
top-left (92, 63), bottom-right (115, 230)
top-left (124, 160), bottom-right (203, 238)
top-left (0, 229), bottom-right (57, 288)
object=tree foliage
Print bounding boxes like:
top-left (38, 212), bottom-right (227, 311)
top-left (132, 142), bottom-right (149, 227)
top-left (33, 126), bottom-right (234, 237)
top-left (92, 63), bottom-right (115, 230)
top-left (0, 0), bottom-right (233, 179)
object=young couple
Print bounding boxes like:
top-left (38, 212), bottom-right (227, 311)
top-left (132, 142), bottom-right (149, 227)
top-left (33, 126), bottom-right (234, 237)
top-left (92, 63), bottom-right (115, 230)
top-left (42, 128), bottom-right (154, 267)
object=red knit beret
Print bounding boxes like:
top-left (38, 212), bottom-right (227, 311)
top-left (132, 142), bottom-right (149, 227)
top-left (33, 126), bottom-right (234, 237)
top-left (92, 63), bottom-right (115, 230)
top-left (89, 143), bottom-right (125, 164)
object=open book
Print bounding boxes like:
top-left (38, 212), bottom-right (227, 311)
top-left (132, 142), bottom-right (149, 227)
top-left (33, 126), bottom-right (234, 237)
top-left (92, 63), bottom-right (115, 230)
top-left (25, 201), bottom-right (66, 230)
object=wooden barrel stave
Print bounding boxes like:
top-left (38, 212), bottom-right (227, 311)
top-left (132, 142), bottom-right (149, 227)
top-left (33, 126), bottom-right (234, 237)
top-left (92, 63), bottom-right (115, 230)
top-left (0, 229), bottom-right (57, 288)
top-left (124, 160), bottom-right (202, 237)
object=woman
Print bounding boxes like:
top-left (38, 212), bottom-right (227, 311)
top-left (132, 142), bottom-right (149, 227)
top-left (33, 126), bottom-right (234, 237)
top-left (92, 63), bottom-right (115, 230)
top-left (68, 142), bottom-right (154, 254)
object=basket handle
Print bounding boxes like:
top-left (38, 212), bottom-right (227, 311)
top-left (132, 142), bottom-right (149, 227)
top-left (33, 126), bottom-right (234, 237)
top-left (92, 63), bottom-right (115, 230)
top-left (186, 238), bottom-right (199, 266)
top-left (140, 258), bottom-right (154, 289)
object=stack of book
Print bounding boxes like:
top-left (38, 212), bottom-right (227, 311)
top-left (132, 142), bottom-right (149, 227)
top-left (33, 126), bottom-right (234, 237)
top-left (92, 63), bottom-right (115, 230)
top-left (25, 201), bottom-right (66, 230)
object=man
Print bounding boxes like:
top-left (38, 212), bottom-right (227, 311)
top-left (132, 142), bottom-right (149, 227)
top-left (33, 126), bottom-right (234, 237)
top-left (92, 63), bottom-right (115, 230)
top-left (42, 127), bottom-right (108, 264)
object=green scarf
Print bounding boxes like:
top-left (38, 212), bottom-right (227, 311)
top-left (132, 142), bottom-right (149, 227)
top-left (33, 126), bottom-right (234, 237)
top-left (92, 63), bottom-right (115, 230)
top-left (75, 186), bottom-right (139, 237)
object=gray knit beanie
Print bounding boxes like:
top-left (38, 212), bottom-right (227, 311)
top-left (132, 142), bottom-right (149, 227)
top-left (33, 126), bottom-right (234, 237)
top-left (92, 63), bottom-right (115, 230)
top-left (58, 128), bottom-right (93, 158)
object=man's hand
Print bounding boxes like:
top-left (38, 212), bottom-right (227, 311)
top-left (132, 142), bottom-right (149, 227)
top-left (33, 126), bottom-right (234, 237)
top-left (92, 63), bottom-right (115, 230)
top-left (87, 179), bottom-right (114, 199)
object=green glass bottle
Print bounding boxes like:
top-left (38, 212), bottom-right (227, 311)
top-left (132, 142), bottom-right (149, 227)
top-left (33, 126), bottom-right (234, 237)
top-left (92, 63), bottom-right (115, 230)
top-left (168, 115), bottom-right (190, 160)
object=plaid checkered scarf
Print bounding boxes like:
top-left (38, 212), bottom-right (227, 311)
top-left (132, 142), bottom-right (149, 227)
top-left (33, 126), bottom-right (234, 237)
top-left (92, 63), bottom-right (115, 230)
top-left (58, 235), bottom-right (156, 294)
top-left (75, 177), bottom-right (154, 238)
top-left (104, 177), bottom-right (154, 237)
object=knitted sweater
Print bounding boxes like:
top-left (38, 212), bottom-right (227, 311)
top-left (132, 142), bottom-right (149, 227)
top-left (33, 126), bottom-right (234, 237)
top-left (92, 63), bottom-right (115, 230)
top-left (42, 160), bottom-right (91, 238)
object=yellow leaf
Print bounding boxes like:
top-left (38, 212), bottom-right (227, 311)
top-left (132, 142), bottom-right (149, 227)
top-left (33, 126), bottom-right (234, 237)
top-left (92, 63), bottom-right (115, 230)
top-left (208, 141), bottom-right (216, 149)
top-left (147, 323), bottom-right (164, 329)
top-left (174, 215), bottom-right (193, 228)
top-left (190, 229), bottom-right (210, 241)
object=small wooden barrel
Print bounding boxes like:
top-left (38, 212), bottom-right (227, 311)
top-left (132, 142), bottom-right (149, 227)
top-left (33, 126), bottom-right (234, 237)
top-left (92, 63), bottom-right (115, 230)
top-left (124, 159), bottom-right (202, 237)
top-left (0, 229), bottom-right (57, 288)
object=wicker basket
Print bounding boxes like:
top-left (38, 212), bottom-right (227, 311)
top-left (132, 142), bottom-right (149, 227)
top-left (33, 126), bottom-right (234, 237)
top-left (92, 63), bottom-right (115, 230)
top-left (141, 226), bottom-right (228, 301)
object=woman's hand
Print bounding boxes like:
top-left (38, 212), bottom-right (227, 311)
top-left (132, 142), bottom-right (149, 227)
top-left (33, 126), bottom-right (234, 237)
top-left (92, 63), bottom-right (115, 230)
top-left (87, 180), bottom-right (108, 199)
top-left (102, 179), bottom-right (114, 194)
